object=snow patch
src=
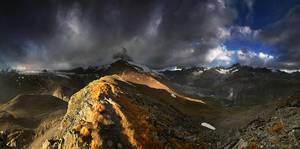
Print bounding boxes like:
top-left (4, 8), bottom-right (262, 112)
top-left (126, 61), bottom-right (162, 76)
top-left (201, 122), bottom-right (216, 130)
top-left (18, 70), bottom-right (42, 75)
top-left (215, 68), bottom-right (230, 74)
top-left (192, 70), bottom-right (204, 76)
top-left (171, 93), bottom-right (176, 98)
top-left (231, 69), bottom-right (239, 73)
top-left (280, 69), bottom-right (300, 74)
top-left (55, 73), bottom-right (71, 79)
top-left (159, 66), bottom-right (183, 72)
top-left (215, 67), bottom-right (238, 74)
top-left (227, 88), bottom-right (234, 100)
top-left (127, 61), bottom-right (151, 72)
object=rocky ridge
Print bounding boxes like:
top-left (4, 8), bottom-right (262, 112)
top-left (42, 74), bottom-right (215, 148)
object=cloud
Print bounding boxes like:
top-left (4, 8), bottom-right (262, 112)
top-left (234, 26), bottom-right (253, 35)
top-left (2, 0), bottom-right (293, 70)
top-left (258, 6), bottom-right (300, 69)
top-left (229, 25), bottom-right (260, 39)
top-left (258, 52), bottom-right (274, 62)
top-left (0, 0), bottom-right (238, 69)
top-left (244, 0), bottom-right (255, 9)
top-left (236, 49), bottom-right (274, 66)
top-left (205, 45), bottom-right (234, 66)
top-left (205, 45), bottom-right (274, 67)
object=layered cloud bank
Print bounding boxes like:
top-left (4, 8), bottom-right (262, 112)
top-left (205, 45), bottom-right (274, 67)
top-left (0, 0), bottom-right (299, 70)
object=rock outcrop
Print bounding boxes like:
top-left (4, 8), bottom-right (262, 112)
top-left (222, 96), bottom-right (300, 148)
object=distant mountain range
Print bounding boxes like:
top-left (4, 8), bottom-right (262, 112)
top-left (161, 63), bottom-right (300, 105)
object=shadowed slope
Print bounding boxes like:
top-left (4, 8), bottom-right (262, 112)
top-left (1, 95), bottom-right (67, 119)
top-left (0, 94), bottom-right (67, 148)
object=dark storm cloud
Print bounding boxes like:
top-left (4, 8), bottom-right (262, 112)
top-left (0, 0), bottom-right (156, 68)
top-left (0, 0), bottom-right (57, 67)
top-left (0, 0), bottom-right (236, 69)
top-left (258, 6), bottom-right (300, 69)
top-left (140, 0), bottom-right (235, 68)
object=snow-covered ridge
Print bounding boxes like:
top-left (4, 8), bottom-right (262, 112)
top-left (158, 65), bottom-right (240, 75)
top-left (192, 70), bottom-right (204, 76)
top-left (127, 61), bottom-right (152, 72)
top-left (158, 66), bottom-right (183, 72)
top-left (17, 70), bottom-right (73, 79)
top-left (18, 70), bottom-right (42, 75)
top-left (126, 61), bottom-right (162, 76)
top-left (215, 67), bottom-right (239, 74)
top-left (279, 69), bottom-right (300, 74)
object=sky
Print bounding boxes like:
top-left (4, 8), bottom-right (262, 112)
top-left (0, 0), bottom-right (300, 70)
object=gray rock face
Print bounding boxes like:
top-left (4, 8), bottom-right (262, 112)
top-left (0, 131), bottom-right (8, 148)
top-left (222, 98), bottom-right (300, 148)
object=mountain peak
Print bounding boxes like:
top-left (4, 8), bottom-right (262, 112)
top-left (229, 63), bottom-right (242, 69)
top-left (110, 59), bottom-right (133, 68)
top-left (108, 59), bottom-right (154, 75)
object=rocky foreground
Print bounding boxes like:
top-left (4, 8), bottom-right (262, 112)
top-left (221, 96), bottom-right (300, 148)
top-left (0, 61), bottom-right (299, 148)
